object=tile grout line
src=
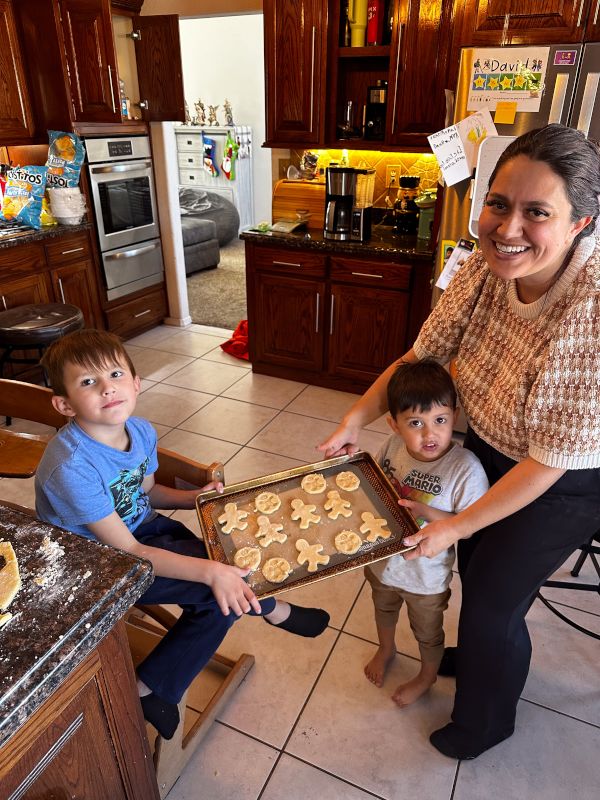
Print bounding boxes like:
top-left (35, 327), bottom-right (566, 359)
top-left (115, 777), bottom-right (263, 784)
top-left (519, 696), bottom-right (600, 730)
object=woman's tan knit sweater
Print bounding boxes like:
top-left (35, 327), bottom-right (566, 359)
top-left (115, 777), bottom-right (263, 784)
top-left (413, 236), bottom-right (600, 469)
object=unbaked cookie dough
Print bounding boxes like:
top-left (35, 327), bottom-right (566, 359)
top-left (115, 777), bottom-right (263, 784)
top-left (334, 530), bottom-right (363, 555)
top-left (0, 541), bottom-right (21, 611)
top-left (335, 471), bottom-right (360, 492)
top-left (233, 546), bottom-right (262, 572)
top-left (217, 502), bottom-right (249, 534)
top-left (290, 498), bottom-right (321, 529)
top-left (254, 491), bottom-right (282, 514)
top-left (255, 516), bottom-right (287, 547)
top-left (296, 538), bottom-right (330, 572)
top-left (301, 473), bottom-right (327, 494)
top-left (359, 511), bottom-right (391, 542)
top-left (324, 490), bottom-right (352, 520)
top-left (262, 557), bottom-right (292, 584)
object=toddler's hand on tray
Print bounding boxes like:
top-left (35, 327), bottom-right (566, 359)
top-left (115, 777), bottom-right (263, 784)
top-left (317, 422), bottom-right (361, 459)
top-left (403, 519), bottom-right (458, 560)
top-left (397, 497), bottom-right (431, 522)
top-left (200, 480), bottom-right (224, 494)
top-left (206, 562), bottom-right (262, 616)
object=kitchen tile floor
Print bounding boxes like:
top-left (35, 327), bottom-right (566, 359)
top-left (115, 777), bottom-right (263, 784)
top-left (2, 323), bottom-right (599, 799)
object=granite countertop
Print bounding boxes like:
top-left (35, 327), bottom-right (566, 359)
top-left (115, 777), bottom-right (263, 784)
top-left (0, 221), bottom-right (93, 250)
top-left (241, 225), bottom-right (435, 261)
top-left (0, 504), bottom-right (153, 747)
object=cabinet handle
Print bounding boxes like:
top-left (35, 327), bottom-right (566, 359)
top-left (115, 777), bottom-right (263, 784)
top-left (315, 292), bottom-right (320, 334)
top-left (577, 0), bottom-right (585, 26)
top-left (595, 0), bottom-right (600, 25)
top-left (391, 24), bottom-right (403, 134)
top-left (309, 26), bottom-right (316, 133)
top-left (57, 278), bottom-right (65, 303)
top-left (329, 294), bottom-right (335, 335)
top-left (61, 246), bottom-right (84, 256)
top-left (134, 309), bottom-right (152, 318)
top-left (1, 295), bottom-right (6, 310)
top-left (105, 242), bottom-right (160, 259)
top-left (351, 271), bottom-right (383, 279)
top-left (108, 65), bottom-right (116, 113)
top-left (273, 260), bottom-right (302, 267)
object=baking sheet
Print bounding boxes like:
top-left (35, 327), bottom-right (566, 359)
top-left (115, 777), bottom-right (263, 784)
top-left (196, 452), bottom-right (419, 598)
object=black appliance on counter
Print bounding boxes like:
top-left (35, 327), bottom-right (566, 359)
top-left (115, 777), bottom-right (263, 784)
top-left (324, 166), bottom-right (356, 241)
top-left (394, 176), bottom-right (420, 235)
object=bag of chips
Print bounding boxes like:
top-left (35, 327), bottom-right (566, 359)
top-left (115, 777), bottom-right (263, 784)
top-left (0, 166), bottom-right (48, 229)
top-left (46, 130), bottom-right (85, 188)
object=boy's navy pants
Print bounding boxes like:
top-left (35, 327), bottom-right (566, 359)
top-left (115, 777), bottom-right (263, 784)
top-left (134, 514), bottom-right (276, 704)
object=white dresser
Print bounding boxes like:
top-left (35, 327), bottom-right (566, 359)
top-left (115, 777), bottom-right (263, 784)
top-left (174, 125), bottom-right (254, 232)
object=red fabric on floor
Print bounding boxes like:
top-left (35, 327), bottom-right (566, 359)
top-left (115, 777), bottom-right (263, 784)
top-left (220, 319), bottom-right (249, 360)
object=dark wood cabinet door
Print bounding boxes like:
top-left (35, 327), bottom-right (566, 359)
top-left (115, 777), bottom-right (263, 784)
top-left (133, 14), bottom-right (185, 122)
top-left (263, 0), bottom-right (327, 145)
top-left (459, 0), bottom-right (589, 45)
top-left (51, 261), bottom-right (101, 328)
top-left (59, 0), bottom-right (121, 122)
top-left (0, 273), bottom-right (51, 309)
top-left (328, 283), bottom-right (409, 383)
top-left (585, 0), bottom-right (600, 39)
top-left (0, 0), bottom-right (34, 140)
top-left (387, 0), bottom-right (456, 146)
top-left (251, 272), bottom-right (324, 371)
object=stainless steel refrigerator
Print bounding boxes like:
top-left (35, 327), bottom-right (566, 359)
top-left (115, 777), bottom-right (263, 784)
top-left (435, 42), bottom-right (600, 284)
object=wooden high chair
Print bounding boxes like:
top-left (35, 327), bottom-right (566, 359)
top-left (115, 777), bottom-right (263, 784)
top-left (125, 453), bottom-right (255, 799)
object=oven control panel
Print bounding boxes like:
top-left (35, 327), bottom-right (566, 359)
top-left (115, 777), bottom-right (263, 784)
top-left (84, 135), bottom-right (151, 164)
top-left (108, 140), bottom-right (133, 158)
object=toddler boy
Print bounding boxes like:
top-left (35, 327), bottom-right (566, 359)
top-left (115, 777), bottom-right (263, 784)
top-left (364, 360), bottom-right (488, 706)
top-left (35, 330), bottom-right (329, 739)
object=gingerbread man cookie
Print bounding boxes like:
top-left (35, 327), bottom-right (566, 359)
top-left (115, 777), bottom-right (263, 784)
top-left (359, 511), bottom-right (391, 542)
top-left (218, 502), bottom-right (249, 534)
top-left (334, 530), bottom-right (363, 555)
top-left (324, 490), bottom-right (352, 520)
top-left (295, 538), bottom-right (330, 572)
top-left (233, 546), bottom-right (261, 572)
top-left (335, 471), bottom-right (361, 492)
top-left (301, 473), bottom-right (327, 494)
top-left (262, 557), bottom-right (292, 584)
top-left (255, 515), bottom-right (287, 547)
top-left (290, 498), bottom-right (321, 529)
top-left (254, 491), bottom-right (281, 514)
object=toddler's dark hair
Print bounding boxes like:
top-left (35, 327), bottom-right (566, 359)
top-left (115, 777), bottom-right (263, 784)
top-left (41, 329), bottom-right (137, 397)
top-left (387, 360), bottom-right (457, 419)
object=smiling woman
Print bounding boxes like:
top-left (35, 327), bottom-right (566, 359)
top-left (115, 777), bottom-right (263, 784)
top-left (318, 124), bottom-right (600, 760)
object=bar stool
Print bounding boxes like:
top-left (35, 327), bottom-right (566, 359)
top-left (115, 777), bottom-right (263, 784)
top-left (0, 303), bottom-right (84, 381)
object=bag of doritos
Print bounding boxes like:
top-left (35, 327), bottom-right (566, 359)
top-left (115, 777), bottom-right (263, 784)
top-left (0, 166), bottom-right (47, 229)
top-left (46, 130), bottom-right (85, 188)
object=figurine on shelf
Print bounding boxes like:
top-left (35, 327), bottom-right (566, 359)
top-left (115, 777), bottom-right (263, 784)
top-left (194, 100), bottom-right (206, 126)
top-left (223, 99), bottom-right (234, 127)
top-left (184, 102), bottom-right (192, 125)
top-left (208, 104), bottom-right (220, 126)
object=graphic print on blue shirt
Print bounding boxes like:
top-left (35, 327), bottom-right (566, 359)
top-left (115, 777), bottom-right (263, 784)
top-left (109, 456), bottom-right (150, 527)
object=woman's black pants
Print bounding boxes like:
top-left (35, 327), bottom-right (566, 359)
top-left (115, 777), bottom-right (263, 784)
top-left (454, 429), bottom-right (600, 747)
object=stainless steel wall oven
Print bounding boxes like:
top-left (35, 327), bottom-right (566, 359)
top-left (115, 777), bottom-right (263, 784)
top-left (85, 136), bottom-right (164, 301)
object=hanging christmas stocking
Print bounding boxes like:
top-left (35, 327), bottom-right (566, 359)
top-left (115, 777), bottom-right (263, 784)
top-left (221, 130), bottom-right (239, 181)
top-left (202, 135), bottom-right (219, 177)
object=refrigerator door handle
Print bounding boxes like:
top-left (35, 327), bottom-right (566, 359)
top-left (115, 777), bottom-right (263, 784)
top-left (575, 72), bottom-right (600, 136)
top-left (548, 73), bottom-right (570, 124)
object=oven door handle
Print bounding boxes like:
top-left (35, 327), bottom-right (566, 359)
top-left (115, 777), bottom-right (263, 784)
top-left (91, 161), bottom-right (152, 174)
top-left (104, 242), bottom-right (160, 259)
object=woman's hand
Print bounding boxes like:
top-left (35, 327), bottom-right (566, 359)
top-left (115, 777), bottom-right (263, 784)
top-left (402, 518), bottom-right (461, 560)
top-left (317, 421), bottom-right (361, 459)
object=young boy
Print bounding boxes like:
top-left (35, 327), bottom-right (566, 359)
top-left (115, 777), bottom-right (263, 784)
top-left (35, 330), bottom-right (329, 739)
top-left (364, 360), bottom-right (488, 706)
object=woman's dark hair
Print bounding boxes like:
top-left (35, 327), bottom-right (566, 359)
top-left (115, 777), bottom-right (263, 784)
top-left (387, 360), bottom-right (457, 419)
top-left (488, 124), bottom-right (600, 242)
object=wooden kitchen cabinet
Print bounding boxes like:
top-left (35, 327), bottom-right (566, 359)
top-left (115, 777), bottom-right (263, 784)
top-left (104, 285), bottom-right (167, 339)
top-left (455, 0), bottom-right (591, 46)
top-left (585, 0), bottom-right (600, 39)
top-left (263, 0), bottom-right (328, 145)
top-left (245, 238), bottom-right (431, 392)
top-left (45, 231), bottom-right (103, 329)
top-left (0, 272), bottom-right (52, 310)
top-left (0, 0), bottom-right (34, 140)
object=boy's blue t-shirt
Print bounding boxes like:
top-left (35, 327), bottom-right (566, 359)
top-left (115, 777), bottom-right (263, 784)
top-left (35, 416), bottom-right (159, 540)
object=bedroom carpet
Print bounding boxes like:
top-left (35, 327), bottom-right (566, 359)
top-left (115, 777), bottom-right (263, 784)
top-left (186, 238), bottom-right (246, 329)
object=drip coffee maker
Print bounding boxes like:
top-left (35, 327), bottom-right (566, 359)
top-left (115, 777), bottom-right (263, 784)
top-left (324, 167), bottom-right (356, 241)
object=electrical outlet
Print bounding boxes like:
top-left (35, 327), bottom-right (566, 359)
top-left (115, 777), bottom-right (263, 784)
top-left (385, 165), bottom-right (402, 188)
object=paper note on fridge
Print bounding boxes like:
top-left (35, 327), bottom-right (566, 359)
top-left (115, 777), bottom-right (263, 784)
top-left (428, 110), bottom-right (497, 187)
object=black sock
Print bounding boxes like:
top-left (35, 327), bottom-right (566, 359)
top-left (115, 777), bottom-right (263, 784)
top-left (264, 604), bottom-right (329, 637)
top-left (140, 692), bottom-right (180, 740)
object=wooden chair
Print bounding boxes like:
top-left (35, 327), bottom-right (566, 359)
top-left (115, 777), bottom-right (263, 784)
top-left (0, 378), bottom-right (254, 797)
top-left (127, 452), bottom-right (254, 799)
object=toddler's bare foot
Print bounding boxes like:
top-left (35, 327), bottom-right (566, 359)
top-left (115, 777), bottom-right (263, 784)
top-left (392, 670), bottom-right (436, 707)
top-left (364, 647), bottom-right (395, 688)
